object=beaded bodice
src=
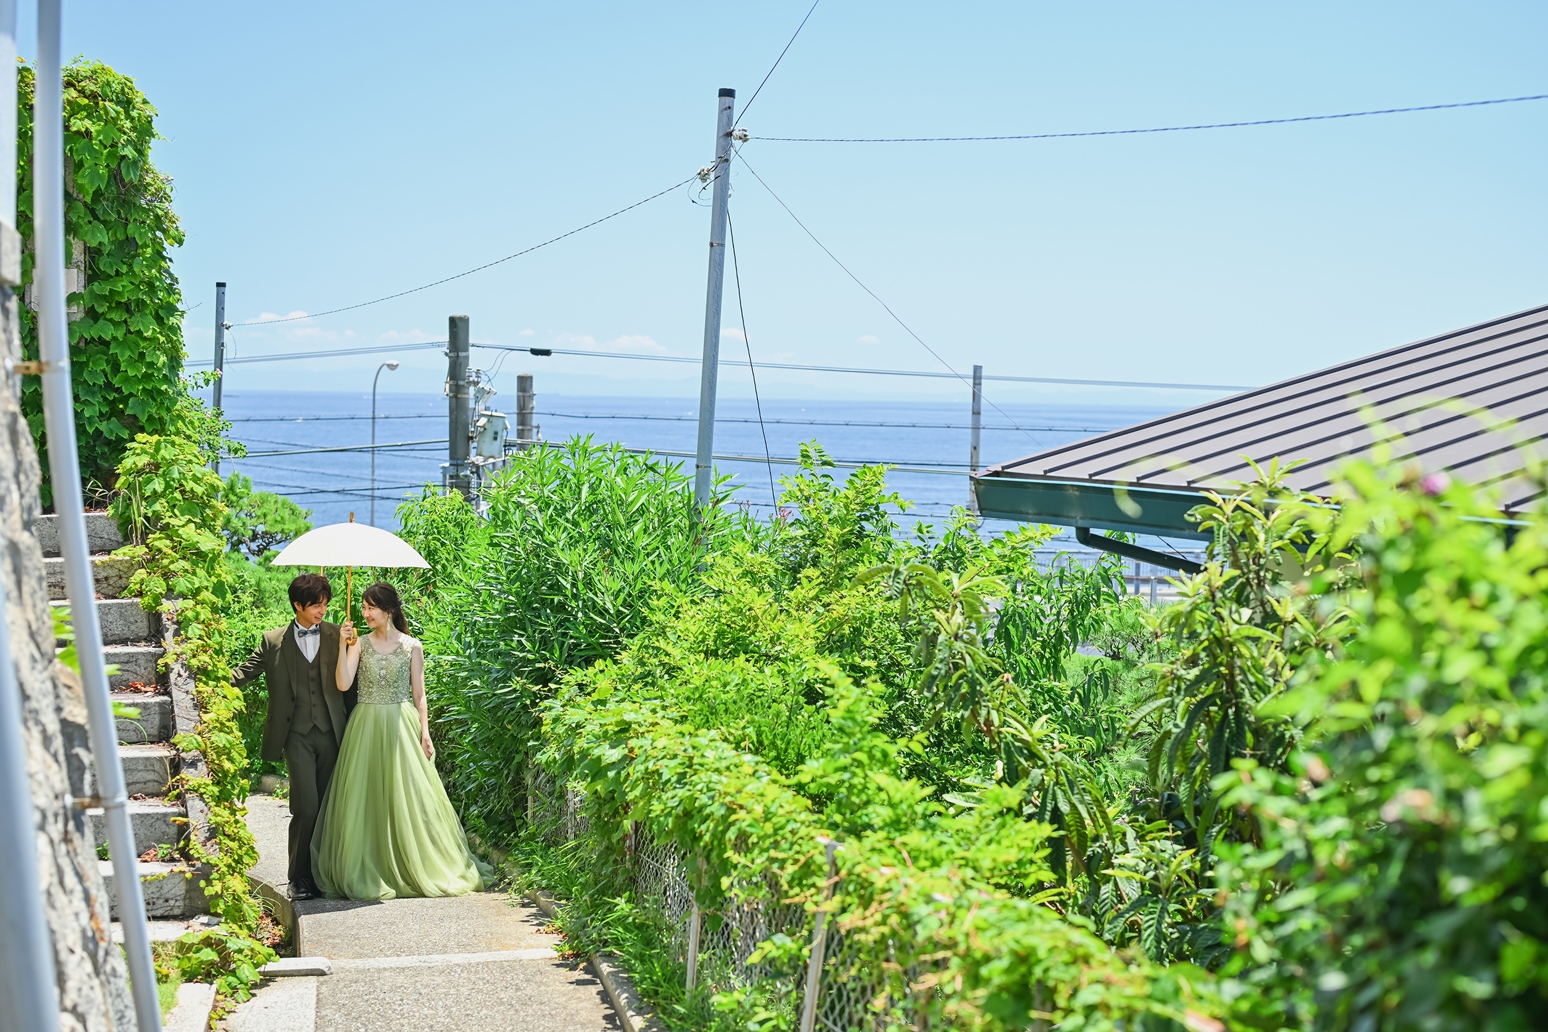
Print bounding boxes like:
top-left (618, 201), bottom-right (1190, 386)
top-left (357, 636), bottom-right (412, 705)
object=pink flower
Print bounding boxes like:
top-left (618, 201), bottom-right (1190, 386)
top-left (1419, 472), bottom-right (1450, 496)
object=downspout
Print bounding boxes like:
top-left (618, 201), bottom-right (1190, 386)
top-left (1076, 525), bottom-right (1203, 575)
top-left (33, 2), bottom-right (163, 1028)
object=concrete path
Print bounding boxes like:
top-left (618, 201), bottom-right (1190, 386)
top-left (228, 795), bottom-right (618, 1032)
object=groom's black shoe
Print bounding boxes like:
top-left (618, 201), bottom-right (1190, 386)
top-left (289, 879), bottom-right (319, 901)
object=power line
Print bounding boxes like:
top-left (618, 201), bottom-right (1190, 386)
top-left (534, 410), bottom-right (1117, 432)
top-left (241, 438), bottom-right (448, 458)
top-left (470, 342), bottom-right (1248, 391)
top-left (228, 410), bottom-right (1120, 432)
top-left (726, 211), bottom-right (778, 504)
top-left (734, 154), bottom-right (1046, 444)
top-left (736, 0), bottom-right (821, 125)
top-left (751, 90), bottom-right (1548, 143)
top-left (191, 336), bottom-right (1242, 390)
top-left (615, 445), bottom-right (969, 476)
top-left (229, 414), bottom-right (442, 423)
top-left (187, 342), bottom-right (445, 368)
top-left (230, 175), bottom-right (699, 327)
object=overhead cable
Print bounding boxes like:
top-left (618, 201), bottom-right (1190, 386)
top-left (735, 0), bottom-right (822, 125)
top-left (471, 342), bottom-right (1247, 391)
top-left (229, 410), bottom-right (1119, 432)
top-left (725, 211), bottom-right (779, 503)
top-left (230, 175), bottom-right (699, 327)
top-left (534, 410), bottom-right (1117, 432)
top-left (187, 342), bottom-right (445, 368)
top-left (752, 90), bottom-right (1548, 143)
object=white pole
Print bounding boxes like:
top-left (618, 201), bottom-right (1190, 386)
top-left (692, 88), bottom-right (736, 507)
top-left (0, 514), bottom-right (61, 1032)
top-left (370, 360), bottom-right (398, 526)
top-left (798, 839), bottom-right (840, 1032)
top-left (0, 7), bottom-right (57, 1018)
top-left (968, 363), bottom-right (983, 511)
top-left (211, 282), bottom-right (226, 473)
top-left (34, 3), bottom-right (162, 1027)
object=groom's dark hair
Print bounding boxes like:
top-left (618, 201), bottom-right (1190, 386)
top-left (288, 574), bottom-right (333, 610)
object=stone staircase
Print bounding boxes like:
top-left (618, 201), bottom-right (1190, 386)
top-left (42, 512), bottom-right (211, 920)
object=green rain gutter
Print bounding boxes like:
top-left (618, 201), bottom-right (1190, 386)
top-left (972, 472), bottom-right (1211, 572)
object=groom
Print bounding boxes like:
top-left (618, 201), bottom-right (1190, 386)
top-left (233, 573), bottom-right (352, 900)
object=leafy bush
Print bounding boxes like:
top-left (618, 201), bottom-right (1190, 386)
top-left (220, 473), bottom-right (312, 559)
top-left (1215, 460), bottom-right (1548, 1030)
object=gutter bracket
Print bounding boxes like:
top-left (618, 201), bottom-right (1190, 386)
top-left (1076, 525), bottom-right (1203, 575)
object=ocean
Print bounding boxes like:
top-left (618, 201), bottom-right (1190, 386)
top-left (219, 389), bottom-right (1200, 573)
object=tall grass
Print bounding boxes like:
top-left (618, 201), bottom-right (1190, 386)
top-left (395, 438), bottom-right (749, 841)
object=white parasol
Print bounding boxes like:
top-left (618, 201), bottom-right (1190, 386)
top-left (272, 514), bottom-right (429, 618)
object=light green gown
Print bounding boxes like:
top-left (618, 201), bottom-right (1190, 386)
top-left (311, 635), bottom-right (491, 900)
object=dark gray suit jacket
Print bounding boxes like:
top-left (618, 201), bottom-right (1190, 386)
top-left (233, 622), bottom-right (351, 762)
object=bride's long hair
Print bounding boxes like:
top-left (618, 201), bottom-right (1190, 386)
top-left (362, 581), bottom-right (409, 634)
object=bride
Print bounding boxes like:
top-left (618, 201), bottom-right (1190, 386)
top-left (311, 581), bottom-right (491, 899)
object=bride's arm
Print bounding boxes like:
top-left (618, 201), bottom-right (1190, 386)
top-left (336, 627), bottom-right (362, 691)
top-left (411, 639), bottom-right (433, 760)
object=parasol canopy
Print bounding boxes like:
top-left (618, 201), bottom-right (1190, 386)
top-left (272, 521), bottom-right (429, 569)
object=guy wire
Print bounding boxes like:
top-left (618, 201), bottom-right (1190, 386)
top-left (726, 210), bottom-right (779, 508)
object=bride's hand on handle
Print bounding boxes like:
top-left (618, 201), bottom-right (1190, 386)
top-left (341, 621), bottom-right (359, 648)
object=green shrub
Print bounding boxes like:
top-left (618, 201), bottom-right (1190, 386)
top-left (1216, 460), bottom-right (1548, 1030)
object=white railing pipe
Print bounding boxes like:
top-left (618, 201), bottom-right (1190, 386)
top-left (0, 574), bottom-right (61, 1032)
top-left (34, 1), bottom-right (161, 1027)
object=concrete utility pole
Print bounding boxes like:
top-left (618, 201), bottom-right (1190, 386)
top-left (444, 315), bottom-right (471, 499)
top-left (516, 372), bottom-right (535, 449)
top-left (968, 363), bottom-right (983, 511)
top-left (693, 87), bottom-right (736, 507)
top-left (212, 281), bottom-right (226, 473)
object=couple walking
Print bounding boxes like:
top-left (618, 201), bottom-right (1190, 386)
top-left (235, 574), bottom-right (491, 901)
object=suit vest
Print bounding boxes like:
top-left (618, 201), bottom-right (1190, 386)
top-left (289, 638), bottom-right (333, 735)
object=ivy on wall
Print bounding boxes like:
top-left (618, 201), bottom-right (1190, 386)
top-left (17, 60), bottom-right (187, 506)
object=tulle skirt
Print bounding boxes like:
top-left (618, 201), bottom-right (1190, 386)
top-left (311, 702), bottom-right (492, 900)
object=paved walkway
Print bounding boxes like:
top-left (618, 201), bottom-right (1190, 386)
top-left (227, 795), bottom-right (618, 1032)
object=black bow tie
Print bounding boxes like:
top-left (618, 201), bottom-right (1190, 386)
top-left (296, 625), bottom-right (321, 638)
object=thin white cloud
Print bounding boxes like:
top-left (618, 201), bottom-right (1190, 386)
top-left (857, 334), bottom-right (880, 344)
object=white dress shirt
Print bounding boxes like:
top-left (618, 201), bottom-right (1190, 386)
top-left (293, 621), bottom-right (322, 663)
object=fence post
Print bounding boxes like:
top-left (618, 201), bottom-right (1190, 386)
top-left (799, 838), bottom-right (840, 1032)
top-left (685, 899), bottom-right (702, 993)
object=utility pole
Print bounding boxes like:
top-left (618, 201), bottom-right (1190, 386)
top-left (212, 281), bottom-right (227, 473)
top-left (444, 315), bottom-right (471, 499)
top-left (516, 372), bottom-right (535, 449)
top-left (968, 363), bottom-right (983, 511)
top-left (693, 87), bottom-right (736, 507)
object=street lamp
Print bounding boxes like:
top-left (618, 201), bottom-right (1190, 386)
top-left (371, 360), bottom-right (400, 526)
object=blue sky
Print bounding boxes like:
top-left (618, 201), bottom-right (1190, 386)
top-left (22, 1), bottom-right (1548, 409)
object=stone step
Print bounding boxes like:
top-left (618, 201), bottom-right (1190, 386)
top-left (99, 860), bottom-right (209, 920)
top-left (45, 555), bottom-right (134, 602)
top-left (37, 511), bottom-right (124, 557)
top-left (52, 598), bottom-right (160, 646)
top-left (85, 743), bottom-right (177, 797)
top-left (113, 692), bottom-right (173, 744)
top-left (89, 799), bottom-right (185, 854)
top-left (89, 644), bottom-right (164, 689)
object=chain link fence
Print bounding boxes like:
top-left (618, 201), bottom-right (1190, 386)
top-left (527, 765), bottom-right (914, 1032)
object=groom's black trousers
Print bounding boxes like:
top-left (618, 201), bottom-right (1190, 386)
top-left (285, 726), bottom-right (339, 888)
